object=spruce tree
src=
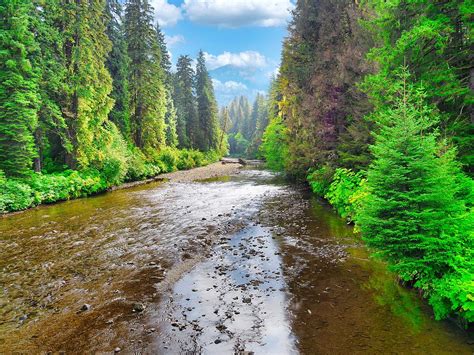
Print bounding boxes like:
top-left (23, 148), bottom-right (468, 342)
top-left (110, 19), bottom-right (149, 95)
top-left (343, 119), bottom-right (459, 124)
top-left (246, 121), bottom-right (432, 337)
top-left (60, 0), bottom-right (115, 169)
top-left (105, 0), bottom-right (131, 140)
top-left (30, 0), bottom-right (70, 172)
top-left (155, 24), bottom-right (177, 147)
top-left (125, 0), bottom-right (166, 150)
top-left (174, 55), bottom-right (197, 149)
top-left (195, 51), bottom-right (220, 151)
top-left (0, 0), bottom-right (39, 176)
top-left (358, 71), bottom-right (473, 321)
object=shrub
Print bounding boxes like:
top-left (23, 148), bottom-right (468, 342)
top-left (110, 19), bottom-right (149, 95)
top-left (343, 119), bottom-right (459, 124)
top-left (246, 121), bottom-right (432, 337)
top-left (307, 165), bottom-right (335, 196)
top-left (325, 168), bottom-right (365, 222)
top-left (0, 177), bottom-right (34, 213)
top-left (261, 116), bottom-right (289, 171)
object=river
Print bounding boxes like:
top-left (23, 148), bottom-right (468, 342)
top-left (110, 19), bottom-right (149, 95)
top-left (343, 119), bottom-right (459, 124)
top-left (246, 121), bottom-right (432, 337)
top-left (0, 167), bottom-right (472, 353)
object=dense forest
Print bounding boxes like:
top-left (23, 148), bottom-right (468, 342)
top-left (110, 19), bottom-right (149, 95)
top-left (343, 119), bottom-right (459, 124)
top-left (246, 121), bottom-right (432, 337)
top-left (262, 0), bottom-right (473, 324)
top-left (220, 94), bottom-right (269, 158)
top-left (0, 0), bottom-right (231, 213)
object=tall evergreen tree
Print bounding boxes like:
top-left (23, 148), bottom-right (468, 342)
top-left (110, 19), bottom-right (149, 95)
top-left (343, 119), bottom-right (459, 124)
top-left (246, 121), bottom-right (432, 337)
top-left (125, 0), bottom-right (166, 150)
top-left (105, 0), bottom-right (131, 140)
top-left (174, 55), bottom-right (196, 148)
top-left (30, 0), bottom-right (70, 172)
top-left (0, 0), bottom-right (39, 176)
top-left (363, 0), bottom-right (474, 173)
top-left (358, 72), bottom-right (473, 322)
top-left (155, 24), bottom-right (177, 147)
top-left (59, 0), bottom-right (115, 169)
top-left (195, 51), bottom-right (220, 151)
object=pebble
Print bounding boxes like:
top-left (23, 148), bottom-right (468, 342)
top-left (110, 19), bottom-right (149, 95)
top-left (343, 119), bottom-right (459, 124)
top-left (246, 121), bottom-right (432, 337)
top-left (80, 304), bottom-right (91, 312)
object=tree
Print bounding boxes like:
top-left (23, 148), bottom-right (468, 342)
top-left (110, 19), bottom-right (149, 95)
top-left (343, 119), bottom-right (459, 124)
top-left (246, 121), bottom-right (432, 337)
top-left (30, 0), bottom-right (70, 173)
top-left (247, 93), bottom-right (270, 158)
top-left (195, 50), bottom-right (220, 151)
top-left (125, 0), bottom-right (166, 150)
top-left (59, 0), bottom-right (115, 169)
top-left (277, 0), bottom-right (373, 176)
top-left (155, 24), bottom-right (177, 147)
top-left (0, 0), bottom-right (39, 176)
top-left (105, 0), bottom-right (131, 140)
top-left (174, 55), bottom-right (196, 148)
top-left (358, 71), bottom-right (473, 322)
top-left (363, 0), bottom-right (474, 173)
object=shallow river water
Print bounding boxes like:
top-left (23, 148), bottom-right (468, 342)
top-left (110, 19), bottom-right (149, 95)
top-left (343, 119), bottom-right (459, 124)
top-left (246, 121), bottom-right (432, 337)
top-left (0, 168), bottom-right (472, 354)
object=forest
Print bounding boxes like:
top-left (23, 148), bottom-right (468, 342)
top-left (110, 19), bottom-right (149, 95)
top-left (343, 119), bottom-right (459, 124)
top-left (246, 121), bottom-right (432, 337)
top-left (0, 0), bottom-right (473, 351)
top-left (261, 0), bottom-right (473, 324)
top-left (0, 0), bottom-right (251, 213)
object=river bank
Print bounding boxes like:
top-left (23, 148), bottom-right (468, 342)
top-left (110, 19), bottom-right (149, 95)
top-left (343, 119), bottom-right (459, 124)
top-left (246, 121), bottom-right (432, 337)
top-left (1, 168), bottom-right (472, 353)
top-left (1, 159), bottom-right (242, 217)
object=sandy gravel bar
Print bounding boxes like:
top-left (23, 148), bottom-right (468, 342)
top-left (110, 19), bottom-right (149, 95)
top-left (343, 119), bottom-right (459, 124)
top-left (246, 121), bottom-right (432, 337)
top-left (161, 161), bottom-right (243, 183)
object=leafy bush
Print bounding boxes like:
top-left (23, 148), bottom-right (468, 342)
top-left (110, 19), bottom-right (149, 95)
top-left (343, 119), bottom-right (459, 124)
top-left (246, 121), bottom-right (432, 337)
top-left (0, 175), bottom-right (34, 213)
top-left (261, 116), bottom-right (289, 171)
top-left (325, 168), bottom-right (365, 221)
top-left (307, 165), bottom-right (335, 196)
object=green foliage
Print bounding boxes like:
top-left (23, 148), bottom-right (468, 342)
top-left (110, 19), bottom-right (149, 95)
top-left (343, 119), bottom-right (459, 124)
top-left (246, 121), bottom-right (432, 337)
top-left (196, 51), bottom-right (220, 151)
top-left (261, 116), bottom-right (289, 171)
top-left (307, 165), bottom-right (335, 196)
top-left (362, 0), bottom-right (474, 173)
top-left (325, 168), bottom-right (365, 222)
top-left (357, 73), bottom-right (474, 322)
top-left (0, 0), bottom-right (39, 176)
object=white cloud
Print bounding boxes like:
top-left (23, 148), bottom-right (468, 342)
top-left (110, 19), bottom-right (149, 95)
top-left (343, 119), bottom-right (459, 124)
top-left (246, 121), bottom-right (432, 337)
top-left (165, 34), bottom-right (185, 47)
top-left (212, 79), bottom-right (248, 93)
top-left (182, 0), bottom-right (294, 28)
top-left (152, 0), bottom-right (182, 27)
top-left (204, 51), bottom-right (267, 70)
top-left (212, 79), bottom-right (250, 105)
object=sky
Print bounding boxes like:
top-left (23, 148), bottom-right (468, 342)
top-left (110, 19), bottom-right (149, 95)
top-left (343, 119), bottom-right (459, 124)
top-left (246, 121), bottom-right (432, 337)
top-left (150, 0), bottom-right (294, 106)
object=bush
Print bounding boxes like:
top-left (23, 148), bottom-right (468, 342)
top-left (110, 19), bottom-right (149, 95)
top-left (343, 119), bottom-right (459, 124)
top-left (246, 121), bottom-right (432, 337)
top-left (0, 175), bottom-right (34, 213)
top-left (307, 165), bottom-right (335, 196)
top-left (324, 168), bottom-right (365, 222)
top-left (261, 116), bottom-right (289, 171)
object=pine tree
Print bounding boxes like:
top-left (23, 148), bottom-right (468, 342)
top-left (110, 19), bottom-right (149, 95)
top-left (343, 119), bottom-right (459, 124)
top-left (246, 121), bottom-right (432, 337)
top-left (358, 71), bottom-right (473, 321)
top-left (0, 0), bottom-right (39, 176)
top-left (30, 0), bottom-right (70, 172)
top-left (174, 55), bottom-right (196, 148)
top-left (155, 24), bottom-right (177, 147)
top-left (363, 0), bottom-right (474, 173)
top-left (125, 0), bottom-right (166, 150)
top-left (195, 51), bottom-right (220, 151)
top-left (105, 0), bottom-right (131, 140)
top-left (60, 0), bottom-right (115, 169)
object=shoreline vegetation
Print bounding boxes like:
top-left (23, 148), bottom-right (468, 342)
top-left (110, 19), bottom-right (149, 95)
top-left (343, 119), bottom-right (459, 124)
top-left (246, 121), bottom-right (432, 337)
top-left (260, 0), bottom-right (473, 327)
top-left (0, 148), bottom-right (222, 215)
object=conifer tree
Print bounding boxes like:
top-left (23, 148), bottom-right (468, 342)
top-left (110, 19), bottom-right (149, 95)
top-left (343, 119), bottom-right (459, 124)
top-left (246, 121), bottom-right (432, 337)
top-left (195, 51), bottom-right (220, 151)
top-left (125, 0), bottom-right (166, 150)
top-left (30, 0), bottom-right (70, 172)
top-left (358, 71), bottom-right (473, 321)
top-left (105, 0), bottom-right (131, 140)
top-left (155, 24), bottom-right (177, 147)
top-left (174, 55), bottom-right (196, 148)
top-left (0, 0), bottom-right (39, 176)
top-left (60, 0), bottom-right (115, 169)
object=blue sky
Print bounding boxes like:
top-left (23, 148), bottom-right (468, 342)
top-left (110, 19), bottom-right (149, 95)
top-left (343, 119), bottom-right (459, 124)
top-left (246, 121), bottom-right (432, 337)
top-left (150, 0), bottom-right (293, 106)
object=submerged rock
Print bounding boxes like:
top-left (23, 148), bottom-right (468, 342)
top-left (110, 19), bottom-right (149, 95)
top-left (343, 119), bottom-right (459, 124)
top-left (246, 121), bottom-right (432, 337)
top-left (132, 303), bottom-right (146, 313)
